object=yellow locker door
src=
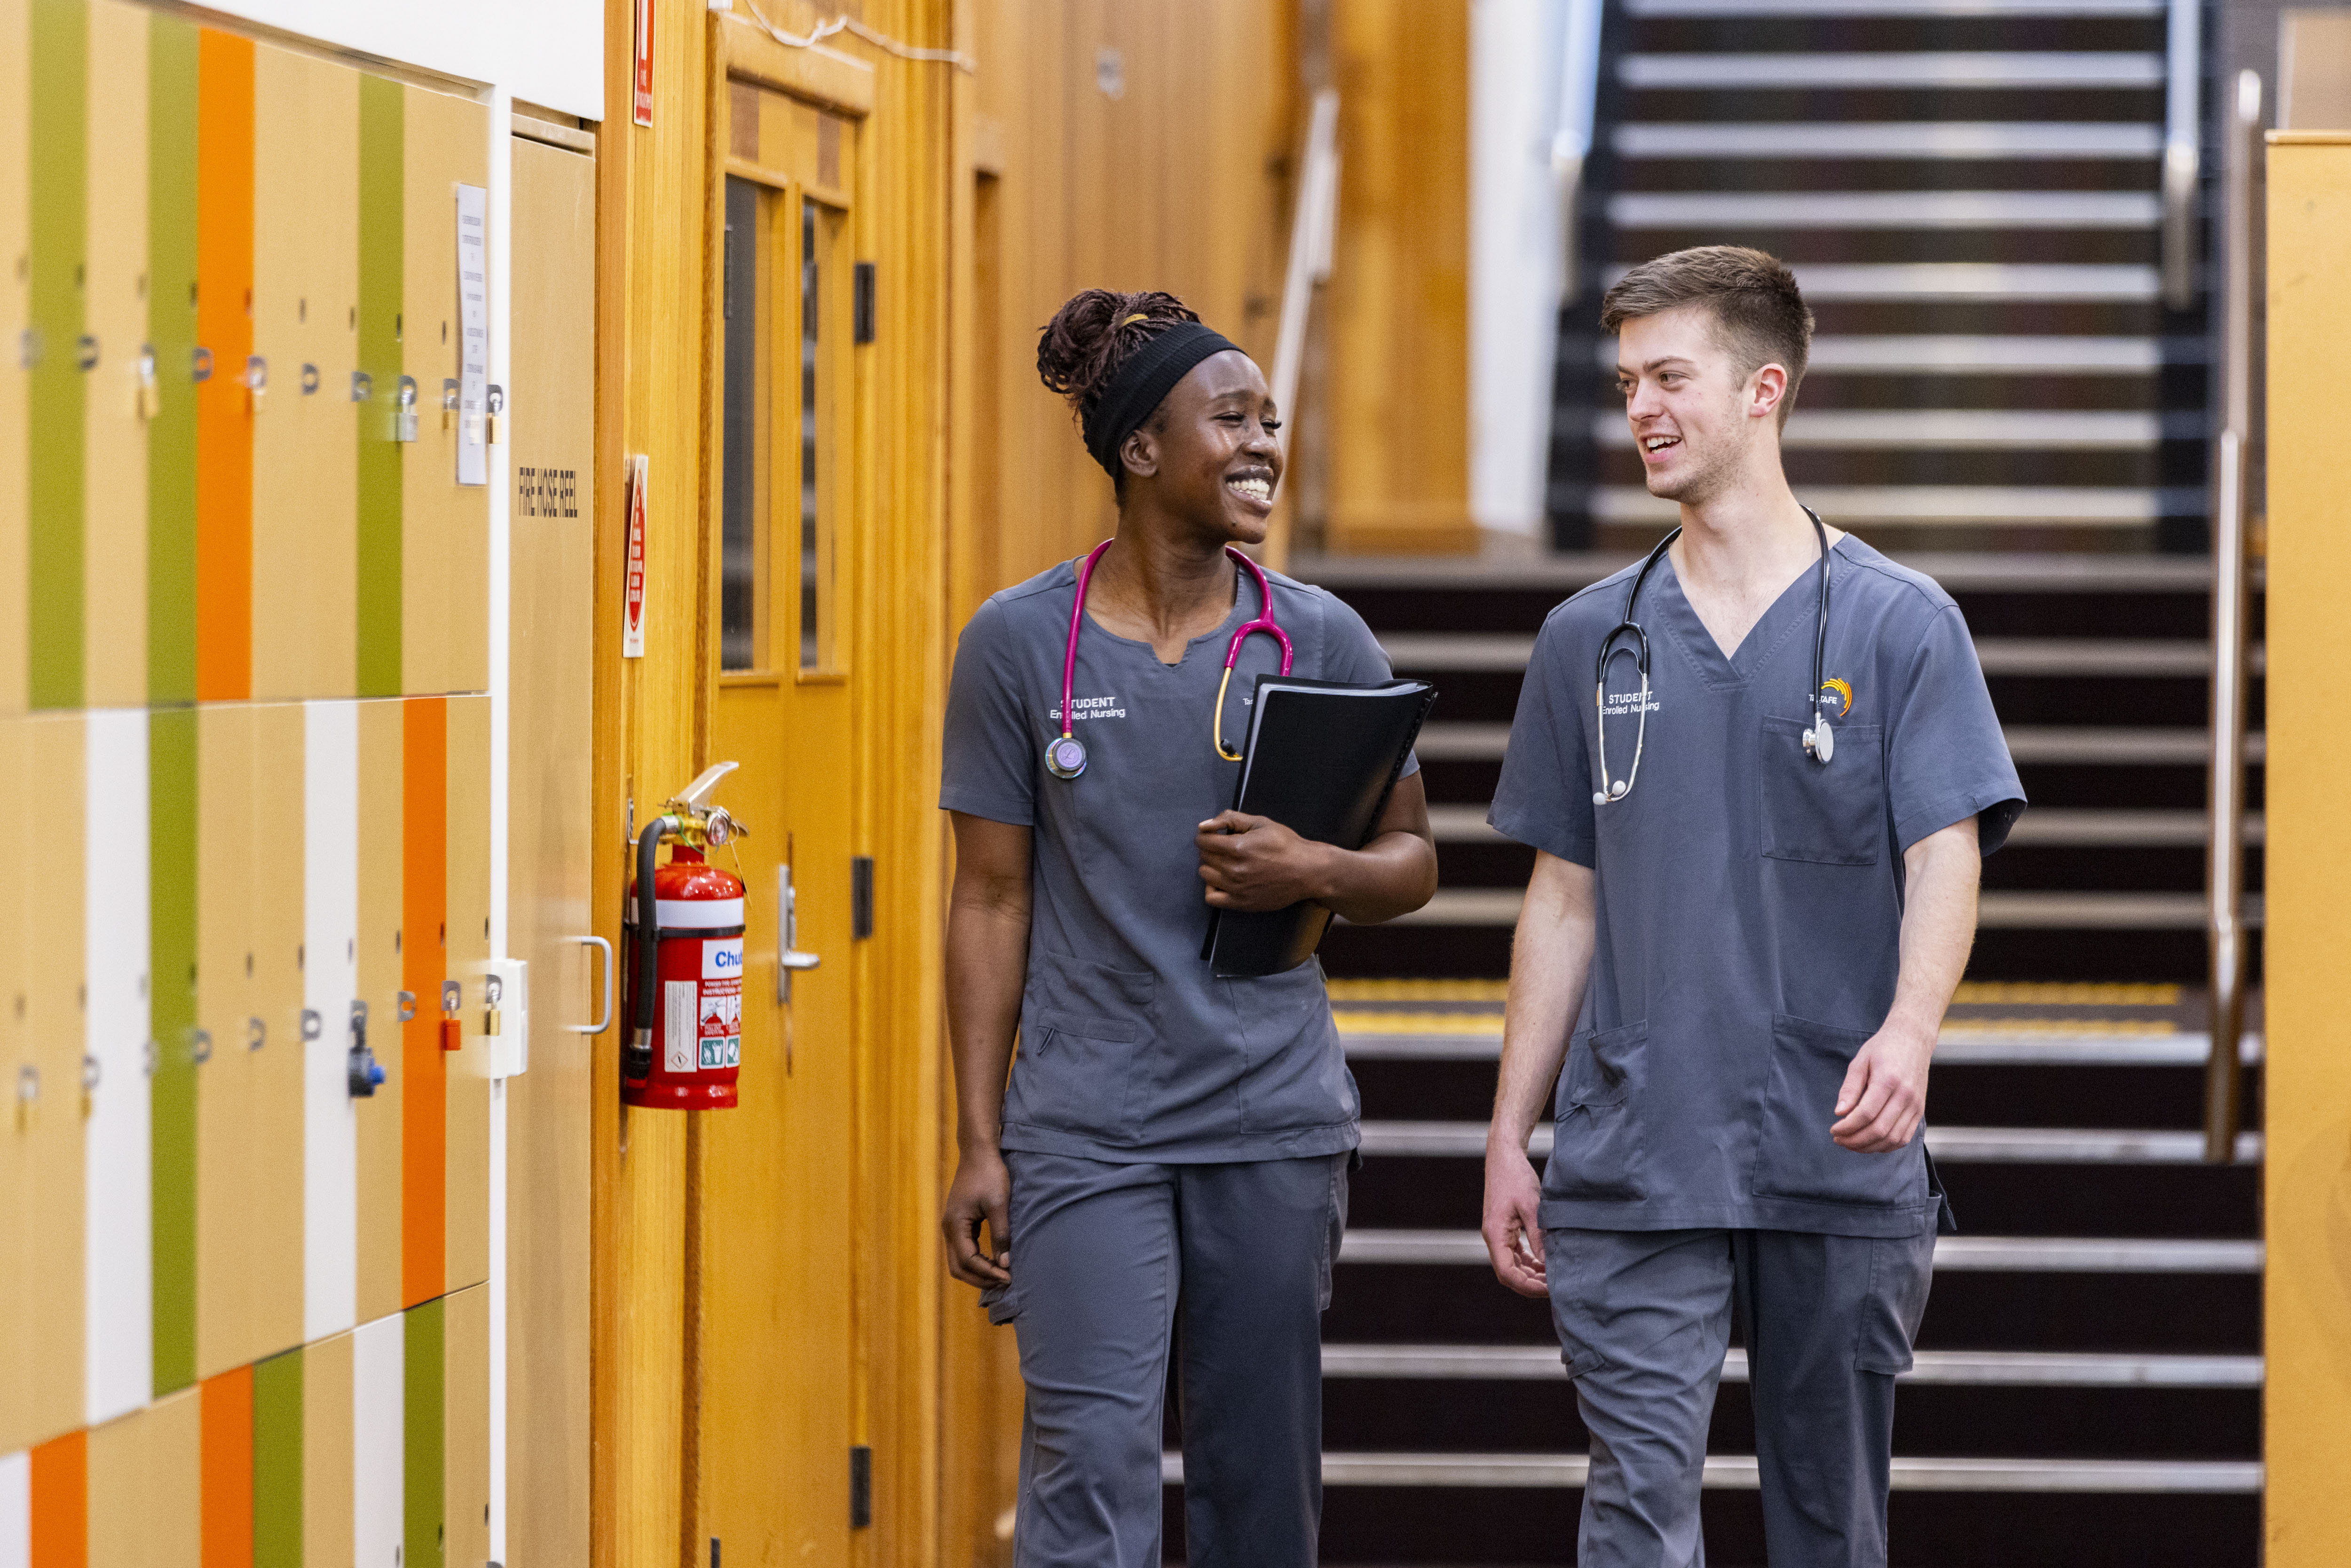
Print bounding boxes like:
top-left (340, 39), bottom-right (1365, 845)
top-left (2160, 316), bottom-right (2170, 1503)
top-left (443, 696), bottom-right (489, 1290)
top-left (504, 128), bottom-right (595, 1568)
top-left (246, 702), bottom-right (306, 1360)
top-left (300, 1330), bottom-right (354, 1568)
top-left (399, 85), bottom-right (489, 698)
top-left (194, 702), bottom-right (255, 1379)
top-left (22, 715), bottom-right (86, 1444)
top-left (143, 1387), bottom-right (201, 1568)
top-left (443, 1283), bottom-right (488, 1568)
top-left (354, 699), bottom-right (405, 1322)
top-left (85, 1406), bottom-right (142, 1568)
top-left (82, 0), bottom-right (149, 709)
top-left (0, 717), bottom-right (26, 1452)
top-left (0, 0), bottom-right (27, 715)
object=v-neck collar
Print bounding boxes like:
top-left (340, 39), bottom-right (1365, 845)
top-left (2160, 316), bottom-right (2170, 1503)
top-left (1654, 540), bottom-right (1832, 688)
top-left (1076, 563), bottom-right (1250, 671)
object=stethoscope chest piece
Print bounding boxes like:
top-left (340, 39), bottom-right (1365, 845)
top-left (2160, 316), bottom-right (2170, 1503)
top-left (1045, 734), bottom-right (1089, 780)
top-left (1803, 718), bottom-right (1834, 764)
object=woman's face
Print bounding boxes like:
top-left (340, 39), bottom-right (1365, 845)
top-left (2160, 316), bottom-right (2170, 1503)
top-left (1120, 349), bottom-right (1283, 546)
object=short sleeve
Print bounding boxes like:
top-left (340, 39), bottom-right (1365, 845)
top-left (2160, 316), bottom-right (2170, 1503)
top-left (1887, 603), bottom-right (2027, 855)
top-left (1314, 590), bottom-right (1420, 778)
top-left (1489, 616), bottom-right (1595, 866)
top-left (939, 597), bottom-right (1038, 827)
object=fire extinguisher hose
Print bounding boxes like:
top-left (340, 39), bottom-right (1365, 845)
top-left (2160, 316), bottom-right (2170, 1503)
top-left (626, 815), bottom-right (679, 1081)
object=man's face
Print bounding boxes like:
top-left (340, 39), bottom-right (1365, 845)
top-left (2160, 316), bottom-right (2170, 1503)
top-left (1614, 305), bottom-right (1784, 507)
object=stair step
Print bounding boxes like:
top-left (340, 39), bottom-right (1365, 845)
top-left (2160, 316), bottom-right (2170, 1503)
top-left (1164, 1452), bottom-right (2262, 1492)
top-left (1616, 119), bottom-right (2162, 158)
top-left (1591, 484), bottom-right (2199, 524)
top-left (1322, 1345), bottom-right (2262, 1387)
top-left (1341, 1024), bottom-right (2263, 1067)
top-left (1619, 51), bottom-right (2161, 88)
top-left (1606, 261), bottom-right (2164, 300)
top-left (1412, 719), bottom-right (2262, 764)
top-left (1600, 410), bottom-right (2198, 449)
top-left (1336, 1231), bottom-right (2263, 1272)
top-left (1425, 803), bottom-right (2261, 846)
top-left (1610, 189), bottom-right (2160, 228)
top-left (1627, 0), bottom-right (2162, 17)
top-left (1368, 889), bottom-right (2263, 930)
top-left (1357, 1122), bottom-right (2261, 1164)
top-left (1386, 634), bottom-right (2246, 675)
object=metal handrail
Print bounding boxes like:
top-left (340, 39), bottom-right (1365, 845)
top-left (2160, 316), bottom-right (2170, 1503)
top-left (1553, 0), bottom-right (1607, 302)
top-left (2203, 70), bottom-right (2260, 1165)
top-left (2161, 0), bottom-right (2201, 308)
top-left (1262, 87), bottom-right (1340, 571)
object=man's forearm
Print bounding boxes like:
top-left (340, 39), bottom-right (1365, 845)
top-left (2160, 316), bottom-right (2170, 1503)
top-left (1886, 823), bottom-right (1980, 1038)
top-left (1490, 855), bottom-right (1598, 1148)
top-left (944, 892), bottom-right (1028, 1150)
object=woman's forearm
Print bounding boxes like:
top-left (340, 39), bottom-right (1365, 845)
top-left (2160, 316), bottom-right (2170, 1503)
top-left (1307, 830), bottom-right (1440, 925)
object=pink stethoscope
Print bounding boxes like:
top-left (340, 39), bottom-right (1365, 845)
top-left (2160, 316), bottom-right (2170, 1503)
top-left (1045, 538), bottom-right (1294, 780)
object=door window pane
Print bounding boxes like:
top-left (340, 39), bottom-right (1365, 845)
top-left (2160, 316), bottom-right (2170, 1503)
top-left (799, 199), bottom-right (823, 670)
top-left (721, 176), bottom-right (763, 671)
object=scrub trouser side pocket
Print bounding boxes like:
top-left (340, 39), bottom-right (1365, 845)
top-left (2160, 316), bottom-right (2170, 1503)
top-left (1544, 1227), bottom-right (1737, 1568)
top-left (1174, 1155), bottom-right (1349, 1568)
top-left (1732, 1226), bottom-right (1937, 1568)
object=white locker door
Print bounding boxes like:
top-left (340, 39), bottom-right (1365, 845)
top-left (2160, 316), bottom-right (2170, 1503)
top-left (352, 1313), bottom-right (403, 1568)
top-left (304, 702), bottom-right (361, 1341)
top-left (84, 708), bottom-right (152, 1426)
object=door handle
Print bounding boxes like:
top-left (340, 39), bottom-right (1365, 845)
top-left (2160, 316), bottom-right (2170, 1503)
top-left (569, 935), bottom-right (614, 1035)
top-left (778, 866), bottom-right (821, 1003)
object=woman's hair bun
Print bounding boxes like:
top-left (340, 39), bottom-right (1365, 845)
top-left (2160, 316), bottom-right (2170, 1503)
top-left (1035, 289), bottom-right (1199, 420)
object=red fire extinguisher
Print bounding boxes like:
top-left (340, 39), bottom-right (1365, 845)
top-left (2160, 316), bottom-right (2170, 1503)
top-left (622, 764), bottom-right (750, 1111)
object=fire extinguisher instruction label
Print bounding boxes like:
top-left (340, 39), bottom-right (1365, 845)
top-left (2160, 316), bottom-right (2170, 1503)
top-left (665, 981), bottom-right (698, 1073)
top-left (700, 936), bottom-right (743, 1070)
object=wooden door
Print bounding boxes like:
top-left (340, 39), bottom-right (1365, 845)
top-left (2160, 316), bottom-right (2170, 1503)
top-left (701, 81), bottom-right (861, 1567)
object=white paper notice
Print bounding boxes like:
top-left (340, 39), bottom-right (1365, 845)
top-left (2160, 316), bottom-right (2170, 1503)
top-left (456, 182), bottom-right (489, 486)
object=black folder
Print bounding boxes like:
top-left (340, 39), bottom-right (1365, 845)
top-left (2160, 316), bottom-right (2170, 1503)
top-left (1202, 675), bottom-right (1437, 978)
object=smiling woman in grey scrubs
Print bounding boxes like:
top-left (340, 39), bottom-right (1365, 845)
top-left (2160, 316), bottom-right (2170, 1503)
top-left (938, 289), bottom-right (1438, 1568)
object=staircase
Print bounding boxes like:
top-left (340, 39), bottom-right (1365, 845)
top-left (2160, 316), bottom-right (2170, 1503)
top-left (1188, 0), bottom-right (2262, 1561)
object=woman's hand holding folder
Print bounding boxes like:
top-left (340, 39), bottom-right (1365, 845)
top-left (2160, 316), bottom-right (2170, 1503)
top-left (1195, 780), bottom-right (1438, 928)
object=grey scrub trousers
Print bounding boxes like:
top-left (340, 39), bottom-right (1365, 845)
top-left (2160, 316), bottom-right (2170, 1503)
top-left (1490, 535), bottom-right (2023, 1567)
top-left (942, 557), bottom-right (1415, 1568)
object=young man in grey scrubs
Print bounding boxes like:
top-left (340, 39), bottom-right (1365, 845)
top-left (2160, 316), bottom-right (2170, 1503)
top-left (1481, 247), bottom-right (2025, 1566)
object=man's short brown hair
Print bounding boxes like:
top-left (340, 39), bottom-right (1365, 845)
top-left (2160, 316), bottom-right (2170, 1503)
top-left (1601, 246), bottom-right (1815, 411)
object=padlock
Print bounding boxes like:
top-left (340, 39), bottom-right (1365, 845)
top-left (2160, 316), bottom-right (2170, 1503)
top-left (483, 972), bottom-right (505, 1036)
top-left (486, 384), bottom-right (506, 444)
top-left (136, 345), bottom-right (161, 420)
top-left (245, 354), bottom-right (268, 412)
top-left (394, 376), bottom-right (419, 442)
top-left (442, 377), bottom-right (459, 431)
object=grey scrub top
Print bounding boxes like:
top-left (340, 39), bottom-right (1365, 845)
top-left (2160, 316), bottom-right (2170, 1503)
top-left (1490, 534), bottom-right (2025, 1237)
top-left (941, 554), bottom-right (1418, 1164)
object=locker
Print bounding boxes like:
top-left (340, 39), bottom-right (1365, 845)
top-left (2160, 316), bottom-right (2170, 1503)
top-left (27, 1430), bottom-right (83, 1568)
top-left (197, 1367), bottom-right (250, 1568)
top-left (26, 0), bottom-right (88, 711)
top-left (303, 701), bottom-right (361, 1341)
top-left (146, 13), bottom-right (200, 706)
top-left (0, 721), bottom-right (28, 1452)
top-left (193, 703), bottom-right (254, 1379)
top-left (0, 1450), bottom-right (22, 1568)
top-left (191, 26), bottom-right (253, 703)
top-left (147, 706), bottom-right (198, 1397)
top-left (354, 75), bottom-right (403, 700)
top-left (351, 1315), bottom-right (402, 1568)
top-left (442, 1285), bottom-right (487, 1568)
top-left (400, 699), bottom-right (445, 1309)
top-left (21, 717), bottom-right (87, 1444)
top-left (251, 1349), bottom-right (300, 1568)
top-left (300, 1332), bottom-right (352, 1568)
top-left (142, 1388), bottom-right (200, 1568)
top-left (84, 708), bottom-right (152, 1427)
top-left (0, 0), bottom-right (31, 715)
top-left (245, 702), bottom-right (306, 1361)
top-left (251, 47), bottom-right (359, 701)
top-left (354, 702), bottom-right (404, 1323)
top-left (82, 1410), bottom-right (138, 1568)
top-left (400, 86), bottom-right (490, 697)
top-left (80, 0), bottom-right (148, 709)
top-left (402, 1299), bottom-right (442, 1568)
top-left (443, 696), bottom-right (490, 1291)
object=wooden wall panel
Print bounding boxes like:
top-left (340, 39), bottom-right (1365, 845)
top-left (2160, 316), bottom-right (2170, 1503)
top-left (505, 131), bottom-right (595, 1568)
top-left (443, 696), bottom-right (491, 1291)
top-left (245, 703), bottom-right (307, 1363)
top-left (193, 703), bottom-right (255, 1380)
top-left (1324, 0), bottom-right (1473, 553)
top-left (2263, 132), bottom-right (2351, 1568)
top-left (81, 0), bottom-right (147, 709)
top-left (22, 717), bottom-right (87, 1445)
top-left (354, 700), bottom-right (405, 1323)
top-left (83, 709), bottom-right (152, 1427)
top-left (251, 49), bottom-right (360, 701)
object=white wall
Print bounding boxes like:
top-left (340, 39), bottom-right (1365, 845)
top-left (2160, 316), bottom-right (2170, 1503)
top-left (200, 0), bottom-right (604, 119)
top-left (1470, 0), bottom-right (1570, 536)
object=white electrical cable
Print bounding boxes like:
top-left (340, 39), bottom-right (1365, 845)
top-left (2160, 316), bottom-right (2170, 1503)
top-left (737, 2), bottom-right (976, 72)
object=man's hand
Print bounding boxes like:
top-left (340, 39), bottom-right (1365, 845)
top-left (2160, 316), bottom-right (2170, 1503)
top-left (1482, 1140), bottom-right (1550, 1298)
top-left (940, 1147), bottom-right (1012, 1288)
top-left (1195, 811), bottom-right (1327, 911)
top-left (1831, 1021), bottom-right (1936, 1153)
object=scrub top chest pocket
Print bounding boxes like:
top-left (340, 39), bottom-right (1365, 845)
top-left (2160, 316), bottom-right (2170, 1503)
top-left (1759, 716), bottom-right (1884, 867)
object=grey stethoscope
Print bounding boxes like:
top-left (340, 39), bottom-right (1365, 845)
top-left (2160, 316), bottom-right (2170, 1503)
top-left (1593, 505), bottom-right (1837, 806)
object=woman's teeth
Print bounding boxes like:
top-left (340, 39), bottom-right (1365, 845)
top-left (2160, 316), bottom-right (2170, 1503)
top-left (1228, 476), bottom-right (1272, 502)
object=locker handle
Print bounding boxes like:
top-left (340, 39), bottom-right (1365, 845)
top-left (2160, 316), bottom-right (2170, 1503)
top-left (247, 1016), bottom-right (267, 1051)
top-left (397, 990), bottom-right (418, 1024)
top-left (569, 936), bottom-right (614, 1035)
top-left (301, 1009), bottom-right (323, 1041)
top-left (191, 1029), bottom-right (213, 1065)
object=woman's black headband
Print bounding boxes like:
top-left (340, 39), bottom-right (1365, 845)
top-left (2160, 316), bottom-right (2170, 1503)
top-left (1080, 320), bottom-right (1241, 479)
